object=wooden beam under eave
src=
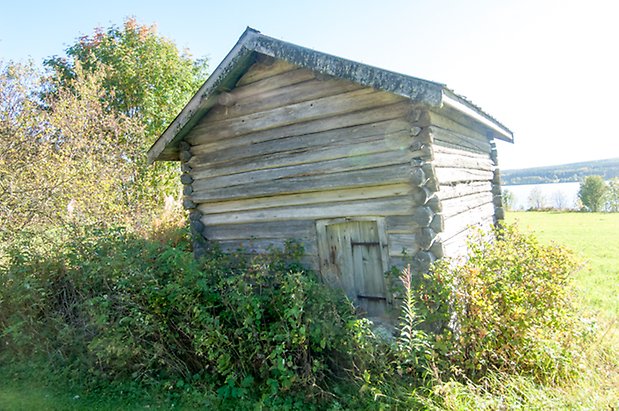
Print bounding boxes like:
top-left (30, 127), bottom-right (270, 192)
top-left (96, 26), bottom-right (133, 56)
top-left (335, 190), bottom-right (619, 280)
top-left (147, 39), bottom-right (257, 164)
top-left (441, 91), bottom-right (513, 143)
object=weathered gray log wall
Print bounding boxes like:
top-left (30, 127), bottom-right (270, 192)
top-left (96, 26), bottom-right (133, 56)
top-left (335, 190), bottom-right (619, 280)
top-left (429, 109), bottom-right (499, 259)
top-left (180, 57), bottom-right (434, 269)
top-left (177, 55), bottom-right (503, 271)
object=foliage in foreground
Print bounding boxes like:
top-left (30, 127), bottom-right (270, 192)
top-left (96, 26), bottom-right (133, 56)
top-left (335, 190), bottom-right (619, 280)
top-left (0, 223), bottom-right (611, 409)
top-left (417, 225), bottom-right (592, 385)
top-left (0, 226), bottom-right (420, 409)
top-left (506, 211), bottom-right (619, 319)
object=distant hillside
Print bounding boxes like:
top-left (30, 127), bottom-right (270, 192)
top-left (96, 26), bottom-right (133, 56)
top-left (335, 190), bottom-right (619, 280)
top-left (501, 158), bottom-right (619, 185)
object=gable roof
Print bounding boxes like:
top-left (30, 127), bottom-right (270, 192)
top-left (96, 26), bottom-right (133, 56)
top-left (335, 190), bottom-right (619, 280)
top-left (148, 28), bottom-right (513, 163)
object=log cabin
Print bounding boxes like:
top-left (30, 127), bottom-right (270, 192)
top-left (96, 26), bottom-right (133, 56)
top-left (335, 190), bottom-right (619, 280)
top-left (147, 28), bottom-right (513, 319)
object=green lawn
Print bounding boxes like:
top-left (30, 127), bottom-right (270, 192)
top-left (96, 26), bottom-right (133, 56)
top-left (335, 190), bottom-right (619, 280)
top-left (506, 211), bottom-right (619, 319)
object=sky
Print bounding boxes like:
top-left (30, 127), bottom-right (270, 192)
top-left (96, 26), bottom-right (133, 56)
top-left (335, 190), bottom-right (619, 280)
top-left (1, 0), bottom-right (618, 170)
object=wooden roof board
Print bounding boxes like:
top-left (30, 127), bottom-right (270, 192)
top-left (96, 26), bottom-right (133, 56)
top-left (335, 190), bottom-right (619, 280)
top-left (148, 28), bottom-right (513, 163)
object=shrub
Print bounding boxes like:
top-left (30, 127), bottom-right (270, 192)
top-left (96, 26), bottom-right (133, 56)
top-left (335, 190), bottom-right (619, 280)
top-left (417, 224), bottom-right (591, 384)
top-left (1, 222), bottom-right (595, 407)
top-left (0, 226), bottom-right (385, 407)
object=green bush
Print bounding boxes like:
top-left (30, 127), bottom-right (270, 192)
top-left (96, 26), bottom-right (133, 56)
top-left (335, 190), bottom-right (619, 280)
top-left (416, 224), bottom-right (592, 384)
top-left (0, 226), bottom-right (395, 407)
top-left (1, 223), bottom-right (596, 408)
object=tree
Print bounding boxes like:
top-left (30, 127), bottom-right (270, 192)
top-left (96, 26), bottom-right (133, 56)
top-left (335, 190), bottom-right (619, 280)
top-left (527, 187), bottom-right (546, 210)
top-left (44, 63), bottom-right (148, 224)
top-left (551, 190), bottom-right (567, 210)
top-left (0, 60), bottom-right (44, 230)
top-left (45, 18), bottom-right (208, 141)
top-left (604, 177), bottom-right (619, 212)
top-left (44, 18), bottom-right (209, 214)
top-left (0, 60), bottom-right (145, 231)
top-left (578, 175), bottom-right (607, 212)
top-left (502, 189), bottom-right (515, 211)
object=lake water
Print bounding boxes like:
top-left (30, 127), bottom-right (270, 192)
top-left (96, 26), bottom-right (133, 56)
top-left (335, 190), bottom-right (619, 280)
top-left (503, 182), bottom-right (581, 210)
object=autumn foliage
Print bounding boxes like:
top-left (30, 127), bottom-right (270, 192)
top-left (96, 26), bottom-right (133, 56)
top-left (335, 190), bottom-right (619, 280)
top-left (0, 19), bottom-right (207, 233)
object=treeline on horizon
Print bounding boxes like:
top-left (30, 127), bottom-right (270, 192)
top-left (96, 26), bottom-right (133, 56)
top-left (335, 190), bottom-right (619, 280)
top-left (501, 157), bottom-right (619, 185)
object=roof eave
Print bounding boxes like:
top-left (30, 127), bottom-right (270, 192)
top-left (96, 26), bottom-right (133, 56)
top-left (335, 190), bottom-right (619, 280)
top-left (441, 90), bottom-right (514, 143)
top-left (147, 28), bottom-right (260, 164)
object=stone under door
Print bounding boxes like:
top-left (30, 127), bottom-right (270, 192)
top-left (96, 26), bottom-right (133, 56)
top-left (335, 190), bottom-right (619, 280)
top-left (316, 218), bottom-right (390, 317)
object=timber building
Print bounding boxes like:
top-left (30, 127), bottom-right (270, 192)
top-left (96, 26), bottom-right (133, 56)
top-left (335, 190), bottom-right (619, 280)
top-left (148, 28), bottom-right (513, 318)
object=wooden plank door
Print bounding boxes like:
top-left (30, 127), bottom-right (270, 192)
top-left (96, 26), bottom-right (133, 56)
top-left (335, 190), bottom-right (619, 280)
top-left (317, 219), bottom-right (388, 317)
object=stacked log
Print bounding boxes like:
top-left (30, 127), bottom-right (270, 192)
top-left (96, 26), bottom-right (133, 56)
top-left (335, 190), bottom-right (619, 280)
top-left (179, 140), bottom-right (207, 259)
top-left (429, 109), bottom-right (498, 259)
top-left (407, 107), bottom-right (444, 272)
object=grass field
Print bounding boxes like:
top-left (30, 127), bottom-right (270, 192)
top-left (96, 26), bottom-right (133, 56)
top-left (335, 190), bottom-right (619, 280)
top-left (0, 366), bottom-right (183, 410)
